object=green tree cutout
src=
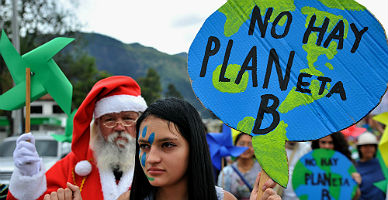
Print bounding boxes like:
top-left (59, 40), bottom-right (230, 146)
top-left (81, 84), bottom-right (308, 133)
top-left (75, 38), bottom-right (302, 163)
top-left (137, 68), bottom-right (162, 105)
top-left (165, 83), bottom-right (183, 99)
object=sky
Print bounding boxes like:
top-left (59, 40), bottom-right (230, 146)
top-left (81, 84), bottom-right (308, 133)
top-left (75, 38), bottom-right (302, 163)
top-left (73, 0), bottom-right (388, 55)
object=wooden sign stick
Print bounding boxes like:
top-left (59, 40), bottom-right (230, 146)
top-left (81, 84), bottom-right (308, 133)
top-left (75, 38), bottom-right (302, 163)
top-left (25, 68), bottom-right (31, 133)
top-left (256, 170), bottom-right (270, 200)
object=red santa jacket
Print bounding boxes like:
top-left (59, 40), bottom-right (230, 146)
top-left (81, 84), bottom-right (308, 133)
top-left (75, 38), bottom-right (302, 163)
top-left (7, 148), bottom-right (132, 200)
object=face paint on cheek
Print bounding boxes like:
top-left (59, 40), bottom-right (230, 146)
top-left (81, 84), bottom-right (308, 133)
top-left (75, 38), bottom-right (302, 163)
top-left (146, 175), bottom-right (155, 181)
top-left (140, 152), bottom-right (146, 167)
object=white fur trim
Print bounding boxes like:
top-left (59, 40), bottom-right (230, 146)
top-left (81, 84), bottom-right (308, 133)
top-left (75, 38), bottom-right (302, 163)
top-left (9, 165), bottom-right (47, 200)
top-left (98, 167), bottom-right (133, 200)
top-left (75, 160), bottom-right (92, 176)
top-left (94, 94), bottom-right (147, 118)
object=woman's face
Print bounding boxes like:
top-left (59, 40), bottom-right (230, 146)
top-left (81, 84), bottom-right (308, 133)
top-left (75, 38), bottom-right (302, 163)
top-left (318, 135), bottom-right (334, 150)
top-left (236, 134), bottom-right (254, 159)
top-left (360, 144), bottom-right (376, 161)
top-left (138, 115), bottom-right (189, 187)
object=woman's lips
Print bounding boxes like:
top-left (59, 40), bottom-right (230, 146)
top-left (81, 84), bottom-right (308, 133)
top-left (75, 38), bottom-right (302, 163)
top-left (148, 168), bottom-right (165, 176)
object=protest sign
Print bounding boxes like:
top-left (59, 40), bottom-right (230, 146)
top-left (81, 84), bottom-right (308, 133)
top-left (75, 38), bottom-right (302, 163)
top-left (292, 149), bottom-right (357, 200)
top-left (188, 0), bottom-right (388, 186)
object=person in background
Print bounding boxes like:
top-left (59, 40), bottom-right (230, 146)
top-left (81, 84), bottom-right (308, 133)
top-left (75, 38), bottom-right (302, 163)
top-left (130, 98), bottom-right (280, 200)
top-left (356, 132), bottom-right (386, 200)
top-left (361, 114), bottom-right (385, 138)
top-left (311, 132), bottom-right (361, 199)
top-left (8, 76), bottom-right (147, 200)
top-left (217, 132), bottom-right (261, 200)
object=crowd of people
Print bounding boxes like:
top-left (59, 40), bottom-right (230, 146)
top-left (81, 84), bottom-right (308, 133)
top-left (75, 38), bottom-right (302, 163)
top-left (4, 75), bottom-right (387, 200)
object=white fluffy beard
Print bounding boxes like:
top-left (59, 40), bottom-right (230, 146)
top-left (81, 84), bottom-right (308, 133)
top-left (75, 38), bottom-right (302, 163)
top-left (91, 128), bottom-right (136, 173)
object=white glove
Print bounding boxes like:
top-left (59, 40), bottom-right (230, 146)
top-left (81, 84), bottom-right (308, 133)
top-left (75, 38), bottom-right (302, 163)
top-left (13, 133), bottom-right (42, 176)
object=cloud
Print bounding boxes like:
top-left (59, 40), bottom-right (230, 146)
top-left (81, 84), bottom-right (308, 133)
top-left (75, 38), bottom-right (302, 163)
top-left (171, 14), bottom-right (204, 28)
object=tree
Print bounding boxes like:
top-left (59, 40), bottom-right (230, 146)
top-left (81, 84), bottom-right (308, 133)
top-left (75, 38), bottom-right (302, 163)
top-left (137, 68), bottom-right (162, 105)
top-left (165, 83), bottom-right (183, 99)
top-left (56, 50), bottom-right (111, 109)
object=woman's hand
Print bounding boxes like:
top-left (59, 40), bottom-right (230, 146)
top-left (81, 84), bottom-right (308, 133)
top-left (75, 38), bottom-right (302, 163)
top-left (43, 182), bottom-right (82, 200)
top-left (351, 172), bottom-right (362, 185)
top-left (250, 172), bottom-right (281, 200)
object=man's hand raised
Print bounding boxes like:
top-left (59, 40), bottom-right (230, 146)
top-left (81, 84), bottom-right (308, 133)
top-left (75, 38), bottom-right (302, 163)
top-left (13, 133), bottom-right (41, 176)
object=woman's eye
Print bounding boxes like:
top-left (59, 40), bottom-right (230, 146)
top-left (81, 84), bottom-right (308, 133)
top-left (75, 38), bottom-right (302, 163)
top-left (162, 142), bottom-right (176, 148)
top-left (139, 143), bottom-right (150, 150)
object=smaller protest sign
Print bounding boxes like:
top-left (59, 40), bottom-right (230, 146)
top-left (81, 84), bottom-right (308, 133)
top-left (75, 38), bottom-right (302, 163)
top-left (292, 149), bottom-right (357, 200)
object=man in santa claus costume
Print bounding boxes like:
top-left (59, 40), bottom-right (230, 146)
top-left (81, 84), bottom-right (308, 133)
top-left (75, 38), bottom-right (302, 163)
top-left (7, 76), bottom-right (147, 200)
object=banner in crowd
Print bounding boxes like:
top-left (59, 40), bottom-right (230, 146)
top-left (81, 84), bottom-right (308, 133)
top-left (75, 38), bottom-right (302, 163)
top-left (292, 149), bottom-right (357, 200)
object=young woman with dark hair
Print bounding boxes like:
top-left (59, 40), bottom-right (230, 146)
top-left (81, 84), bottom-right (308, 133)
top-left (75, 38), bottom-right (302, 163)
top-left (217, 132), bottom-right (261, 200)
top-left (130, 98), bottom-right (280, 200)
top-left (311, 132), bottom-right (353, 161)
top-left (131, 97), bottom-right (221, 199)
top-left (311, 132), bottom-right (361, 200)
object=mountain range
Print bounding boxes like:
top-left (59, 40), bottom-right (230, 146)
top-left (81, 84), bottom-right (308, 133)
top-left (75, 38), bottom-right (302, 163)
top-left (79, 32), bottom-right (213, 118)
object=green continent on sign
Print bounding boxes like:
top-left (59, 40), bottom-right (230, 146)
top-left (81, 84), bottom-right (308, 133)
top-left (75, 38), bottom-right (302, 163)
top-left (312, 150), bottom-right (342, 199)
top-left (301, 7), bottom-right (349, 37)
top-left (252, 121), bottom-right (289, 187)
top-left (312, 150), bottom-right (335, 172)
top-left (212, 64), bottom-right (249, 93)
top-left (299, 195), bottom-right (309, 200)
top-left (348, 165), bottom-right (357, 174)
top-left (219, 0), bottom-right (295, 37)
top-left (237, 116), bottom-right (255, 133)
top-left (292, 159), bottom-right (313, 190)
top-left (278, 80), bottom-right (331, 113)
top-left (348, 165), bottom-right (358, 197)
top-left (301, 33), bottom-right (338, 76)
top-left (329, 173), bottom-right (342, 199)
top-left (317, 0), bottom-right (365, 11)
top-left (279, 31), bottom-right (337, 113)
top-left (325, 63), bottom-right (334, 70)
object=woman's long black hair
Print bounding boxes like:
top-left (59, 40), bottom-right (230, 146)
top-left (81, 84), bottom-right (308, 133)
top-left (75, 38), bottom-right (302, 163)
top-left (130, 98), bottom-right (218, 200)
top-left (311, 132), bottom-right (353, 161)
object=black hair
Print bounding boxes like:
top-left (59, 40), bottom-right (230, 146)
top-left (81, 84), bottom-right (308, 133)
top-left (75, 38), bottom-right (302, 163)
top-left (311, 132), bottom-right (353, 161)
top-left (357, 144), bottom-right (377, 159)
top-left (130, 98), bottom-right (217, 200)
top-left (234, 132), bottom-right (252, 146)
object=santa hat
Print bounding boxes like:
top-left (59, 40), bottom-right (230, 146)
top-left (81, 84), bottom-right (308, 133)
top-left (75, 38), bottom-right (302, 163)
top-left (71, 76), bottom-right (147, 175)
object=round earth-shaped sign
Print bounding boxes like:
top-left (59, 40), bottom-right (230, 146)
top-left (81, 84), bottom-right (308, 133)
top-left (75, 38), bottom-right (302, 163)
top-left (188, 0), bottom-right (388, 141)
top-left (292, 149), bottom-right (357, 200)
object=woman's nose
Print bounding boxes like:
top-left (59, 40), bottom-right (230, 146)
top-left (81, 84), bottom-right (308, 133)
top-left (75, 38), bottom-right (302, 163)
top-left (146, 147), bottom-right (161, 164)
